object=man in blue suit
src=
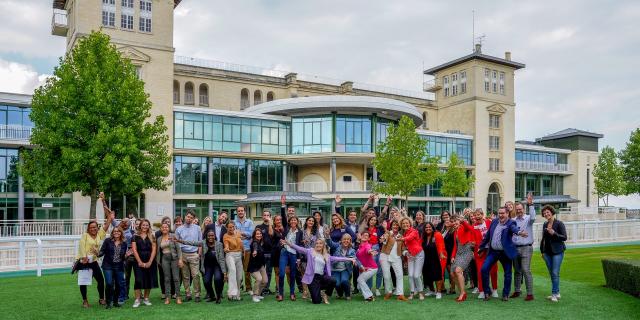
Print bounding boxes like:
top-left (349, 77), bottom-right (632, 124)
top-left (479, 206), bottom-right (528, 301)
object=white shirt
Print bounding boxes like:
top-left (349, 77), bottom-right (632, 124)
top-left (313, 255), bottom-right (326, 275)
top-left (388, 241), bottom-right (401, 263)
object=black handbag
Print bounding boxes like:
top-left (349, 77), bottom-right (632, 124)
top-left (71, 259), bottom-right (81, 274)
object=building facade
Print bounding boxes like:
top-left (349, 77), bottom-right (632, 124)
top-left (0, 0), bottom-right (601, 224)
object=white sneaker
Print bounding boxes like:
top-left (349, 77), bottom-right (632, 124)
top-left (425, 290), bottom-right (435, 297)
top-left (491, 290), bottom-right (499, 298)
top-left (550, 295), bottom-right (558, 303)
top-left (375, 289), bottom-right (381, 297)
top-left (471, 287), bottom-right (479, 294)
top-left (478, 292), bottom-right (485, 299)
top-left (257, 295), bottom-right (264, 300)
top-left (435, 292), bottom-right (442, 299)
top-left (556, 294), bottom-right (561, 299)
top-left (132, 299), bottom-right (140, 308)
top-left (547, 294), bottom-right (561, 300)
top-left (252, 296), bottom-right (261, 303)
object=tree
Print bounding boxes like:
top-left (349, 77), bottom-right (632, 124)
top-left (20, 31), bottom-right (171, 219)
top-left (593, 146), bottom-right (625, 206)
top-left (619, 128), bottom-right (640, 196)
top-left (372, 115), bottom-right (439, 207)
top-left (440, 152), bottom-right (475, 213)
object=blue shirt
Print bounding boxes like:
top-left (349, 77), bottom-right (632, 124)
top-left (512, 205), bottom-right (536, 246)
top-left (175, 223), bottom-right (200, 253)
top-left (491, 222), bottom-right (507, 251)
top-left (235, 218), bottom-right (254, 251)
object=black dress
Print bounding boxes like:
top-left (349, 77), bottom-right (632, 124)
top-left (247, 241), bottom-right (266, 273)
top-left (133, 234), bottom-right (158, 290)
top-left (422, 236), bottom-right (443, 283)
top-left (442, 228), bottom-right (454, 266)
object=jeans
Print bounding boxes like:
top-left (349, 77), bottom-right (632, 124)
top-left (407, 251), bottom-right (425, 293)
top-left (543, 252), bottom-right (564, 295)
top-left (278, 250), bottom-right (298, 296)
top-left (481, 250), bottom-right (513, 297)
top-left (330, 269), bottom-right (352, 297)
top-left (203, 263), bottom-right (224, 300)
top-left (366, 245), bottom-right (383, 289)
top-left (103, 267), bottom-right (125, 305)
top-left (121, 256), bottom-right (134, 301)
top-left (514, 245), bottom-right (534, 295)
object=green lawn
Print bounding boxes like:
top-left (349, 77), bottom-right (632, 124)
top-left (1, 244), bottom-right (638, 320)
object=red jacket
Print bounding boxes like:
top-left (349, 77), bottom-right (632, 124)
top-left (402, 227), bottom-right (423, 256)
top-left (451, 220), bottom-right (475, 259)
top-left (472, 219), bottom-right (491, 252)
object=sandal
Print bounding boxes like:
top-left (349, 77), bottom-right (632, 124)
top-left (290, 294), bottom-right (296, 301)
top-left (82, 300), bottom-right (90, 308)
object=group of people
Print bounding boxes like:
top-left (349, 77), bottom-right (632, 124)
top-left (75, 192), bottom-right (567, 309)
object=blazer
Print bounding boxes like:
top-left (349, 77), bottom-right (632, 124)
top-left (380, 231), bottom-right (404, 256)
top-left (451, 220), bottom-right (475, 260)
top-left (479, 218), bottom-right (521, 260)
top-left (289, 242), bottom-right (352, 285)
top-left (99, 237), bottom-right (127, 270)
top-left (203, 223), bottom-right (227, 242)
top-left (402, 227), bottom-right (423, 257)
top-left (540, 219), bottom-right (567, 255)
top-left (280, 205), bottom-right (304, 257)
top-left (156, 233), bottom-right (182, 265)
top-left (180, 239), bottom-right (226, 274)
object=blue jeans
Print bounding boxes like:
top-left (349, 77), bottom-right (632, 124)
top-left (543, 252), bottom-right (564, 295)
top-left (103, 267), bottom-right (125, 304)
top-left (278, 250), bottom-right (297, 296)
top-left (481, 250), bottom-right (513, 297)
top-left (366, 245), bottom-right (383, 289)
top-left (331, 269), bottom-right (352, 297)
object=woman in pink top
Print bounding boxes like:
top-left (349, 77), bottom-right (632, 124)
top-left (356, 231), bottom-right (378, 302)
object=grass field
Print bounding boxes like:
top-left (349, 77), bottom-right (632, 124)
top-left (0, 244), bottom-right (638, 320)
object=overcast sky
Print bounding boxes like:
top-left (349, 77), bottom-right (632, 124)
top-left (0, 0), bottom-right (638, 207)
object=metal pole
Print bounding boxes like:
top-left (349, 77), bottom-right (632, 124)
top-left (36, 238), bottom-right (43, 277)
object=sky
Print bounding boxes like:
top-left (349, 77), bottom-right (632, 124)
top-left (0, 0), bottom-right (638, 207)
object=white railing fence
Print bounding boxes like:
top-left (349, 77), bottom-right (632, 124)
top-left (0, 220), bottom-right (106, 238)
top-left (515, 160), bottom-right (570, 172)
top-left (1, 219), bottom-right (637, 276)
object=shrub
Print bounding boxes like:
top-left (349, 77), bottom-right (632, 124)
top-left (601, 259), bottom-right (640, 297)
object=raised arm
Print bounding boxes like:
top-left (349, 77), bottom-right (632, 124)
top-left (360, 194), bottom-right (374, 213)
top-left (280, 194), bottom-right (289, 229)
top-left (334, 195), bottom-right (342, 215)
top-left (287, 240), bottom-right (310, 255)
top-left (526, 192), bottom-right (536, 225)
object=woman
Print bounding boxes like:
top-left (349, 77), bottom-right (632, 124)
top-left (284, 237), bottom-right (355, 304)
top-left (398, 217), bottom-right (424, 300)
top-left (450, 213), bottom-right (475, 302)
top-left (328, 234), bottom-right (356, 300)
top-left (277, 212), bottom-right (303, 302)
top-left (223, 222), bottom-right (244, 301)
top-left (248, 228), bottom-right (268, 303)
top-left (154, 216), bottom-right (174, 300)
top-left (472, 208), bottom-right (498, 299)
top-left (379, 220), bottom-right (407, 301)
top-left (414, 211), bottom-right (427, 237)
top-left (441, 216), bottom-right (456, 294)
top-left (313, 211), bottom-right (329, 237)
top-left (99, 227), bottom-right (127, 308)
top-left (131, 218), bottom-right (158, 308)
top-left (174, 216), bottom-right (183, 229)
top-left (540, 205), bottom-right (567, 303)
top-left (300, 216), bottom-right (321, 299)
top-left (201, 216), bottom-right (213, 237)
top-left (329, 213), bottom-right (356, 251)
top-left (505, 201), bottom-right (516, 219)
top-left (76, 216), bottom-right (111, 308)
top-left (422, 222), bottom-right (447, 300)
top-left (361, 215), bottom-right (384, 296)
top-left (271, 214), bottom-right (284, 294)
top-left (156, 223), bottom-right (182, 305)
top-left (462, 208), bottom-right (478, 293)
top-left (176, 229), bottom-right (226, 303)
top-left (356, 231), bottom-right (379, 302)
top-left (436, 210), bottom-right (450, 233)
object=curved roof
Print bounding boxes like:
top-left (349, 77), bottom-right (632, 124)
top-left (244, 95), bottom-right (423, 126)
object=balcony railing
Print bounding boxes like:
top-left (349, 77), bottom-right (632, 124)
top-left (51, 10), bottom-right (68, 36)
top-left (336, 180), bottom-right (374, 192)
top-left (287, 182), bottom-right (329, 193)
top-left (0, 125), bottom-right (32, 141)
top-left (423, 79), bottom-right (441, 92)
top-left (515, 160), bottom-right (570, 173)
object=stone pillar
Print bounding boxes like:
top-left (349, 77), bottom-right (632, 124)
top-left (247, 161), bottom-right (253, 194)
top-left (331, 158), bottom-right (337, 193)
top-left (282, 162), bottom-right (288, 192)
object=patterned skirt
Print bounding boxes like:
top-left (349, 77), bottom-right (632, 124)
top-left (451, 242), bottom-right (474, 271)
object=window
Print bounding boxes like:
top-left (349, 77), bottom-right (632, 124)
top-left (443, 76), bottom-right (449, 97)
top-left (240, 89), bottom-right (250, 109)
top-left (173, 80), bottom-right (180, 104)
top-left (251, 160), bottom-right (283, 192)
top-left (0, 148), bottom-right (19, 193)
top-left (335, 115), bottom-right (372, 153)
top-left (342, 175), bottom-right (352, 182)
top-left (460, 70), bottom-right (467, 94)
top-left (451, 73), bottom-right (458, 96)
top-left (103, 0), bottom-right (115, 4)
top-left (211, 158), bottom-right (246, 194)
top-left (254, 90), bottom-right (262, 105)
top-left (489, 136), bottom-right (500, 150)
top-left (376, 118), bottom-right (392, 145)
top-left (199, 84), bottom-right (209, 106)
top-left (291, 116), bottom-right (333, 154)
top-left (134, 66), bottom-right (142, 79)
top-left (184, 82), bottom-right (194, 105)
top-left (492, 70), bottom-right (498, 93)
top-left (266, 91), bottom-right (275, 102)
top-left (139, 0), bottom-right (152, 32)
top-left (489, 114), bottom-right (500, 128)
top-left (139, 17), bottom-right (152, 32)
top-left (173, 156), bottom-right (208, 194)
top-left (484, 68), bottom-right (490, 92)
top-left (422, 112), bottom-right (428, 130)
top-left (121, 14), bottom-right (133, 30)
top-left (422, 134), bottom-right (473, 165)
top-left (101, 0), bottom-right (115, 27)
top-left (499, 72), bottom-right (505, 95)
top-left (121, 0), bottom-right (133, 8)
top-left (140, 0), bottom-right (152, 12)
top-left (489, 158), bottom-right (501, 171)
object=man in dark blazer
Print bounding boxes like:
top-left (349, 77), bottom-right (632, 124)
top-left (479, 206), bottom-right (528, 301)
top-left (203, 210), bottom-right (228, 241)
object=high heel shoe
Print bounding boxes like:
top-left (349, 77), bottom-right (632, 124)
top-left (455, 292), bottom-right (467, 302)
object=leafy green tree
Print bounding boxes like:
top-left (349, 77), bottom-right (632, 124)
top-left (593, 146), bottom-right (625, 206)
top-left (372, 115), bottom-right (439, 207)
top-left (619, 128), bottom-right (640, 196)
top-left (20, 31), bottom-right (171, 219)
top-left (440, 152), bottom-right (475, 213)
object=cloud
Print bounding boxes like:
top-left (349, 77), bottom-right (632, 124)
top-left (0, 59), bottom-right (49, 94)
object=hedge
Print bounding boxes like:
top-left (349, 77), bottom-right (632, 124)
top-left (601, 259), bottom-right (640, 297)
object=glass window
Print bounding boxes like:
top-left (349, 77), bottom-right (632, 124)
top-left (251, 160), bottom-right (282, 192)
top-left (291, 116), bottom-right (332, 154)
top-left (0, 148), bottom-right (19, 193)
top-left (120, 14), bottom-right (133, 30)
top-left (492, 70), bottom-right (498, 93)
top-left (451, 73), bottom-right (458, 96)
top-left (336, 116), bottom-right (372, 153)
top-left (499, 72), bottom-right (505, 94)
top-left (211, 158), bottom-right (246, 194)
top-left (484, 68), bottom-right (490, 92)
top-left (460, 70), bottom-right (467, 94)
top-left (443, 76), bottom-right (449, 97)
top-left (174, 156), bottom-right (208, 194)
top-left (421, 134), bottom-right (473, 165)
top-left (489, 136), bottom-right (500, 150)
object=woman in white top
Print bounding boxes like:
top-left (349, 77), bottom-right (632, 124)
top-left (379, 220), bottom-right (408, 301)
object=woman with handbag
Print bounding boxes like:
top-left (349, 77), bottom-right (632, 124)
top-left (76, 214), bottom-right (112, 308)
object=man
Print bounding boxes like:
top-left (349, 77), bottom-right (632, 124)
top-left (472, 209), bottom-right (498, 299)
top-left (511, 193), bottom-right (536, 301)
top-left (479, 206), bottom-right (528, 301)
top-left (234, 205), bottom-right (254, 295)
top-left (175, 210), bottom-right (202, 302)
top-left (255, 209), bottom-right (274, 295)
top-left (204, 210), bottom-right (228, 241)
top-left (116, 218), bottom-right (134, 304)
